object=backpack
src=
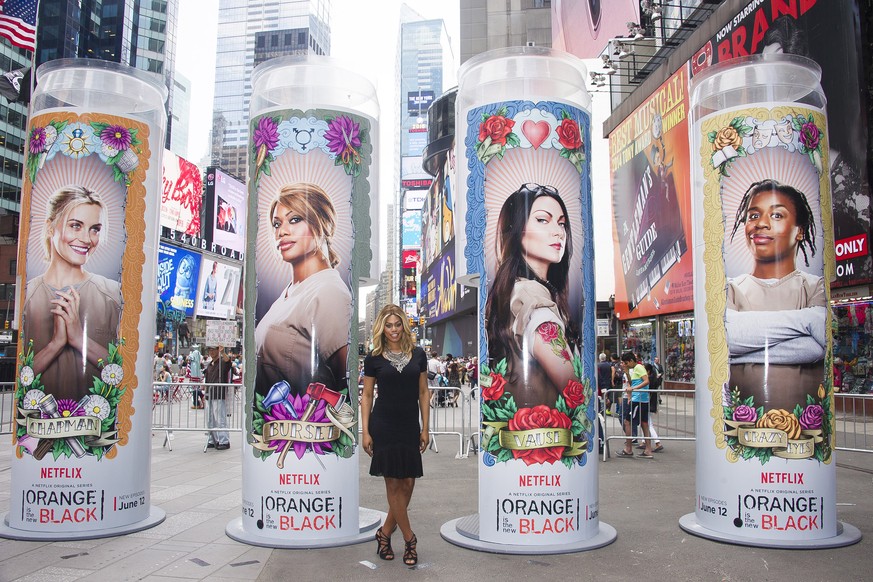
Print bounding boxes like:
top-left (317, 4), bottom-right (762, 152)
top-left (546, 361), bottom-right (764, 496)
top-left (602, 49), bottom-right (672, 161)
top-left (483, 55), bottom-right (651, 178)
top-left (612, 362), bottom-right (625, 390)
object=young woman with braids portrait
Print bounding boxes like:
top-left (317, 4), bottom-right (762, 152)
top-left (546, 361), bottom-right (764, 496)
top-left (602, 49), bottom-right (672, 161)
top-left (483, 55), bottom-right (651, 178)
top-left (725, 179), bottom-right (826, 413)
top-left (485, 183), bottom-right (581, 409)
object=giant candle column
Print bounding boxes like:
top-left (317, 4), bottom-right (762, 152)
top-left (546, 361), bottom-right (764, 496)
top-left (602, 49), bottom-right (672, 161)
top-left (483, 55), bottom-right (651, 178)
top-left (442, 47), bottom-right (616, 553)
top-left (226, 55), bottom-right (380, 548)
top-left (679, 54), bottom-right (860, 547)
top-left (1, 59), bottom-right (167, 539)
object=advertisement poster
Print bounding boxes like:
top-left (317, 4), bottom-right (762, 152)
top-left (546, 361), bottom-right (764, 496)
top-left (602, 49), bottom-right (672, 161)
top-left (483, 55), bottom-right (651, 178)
top-left (611, 67), bottom-right (693, 319)
top-left (10, 111), bottom-right (156, 532)
top-left (423, 149), bottom-right (456, 269)
top-left (160, 149), bottom-right (202, 235)
top-left (690, 0), bottom-right (870, 287)
top-left (244, 107), bottom-right (373, 541)
top-left (157, 243), bottom-right (202, 318)
top-left (551, 0), bottom-right (639, 58)
top-left (205, 167), bottom-right (247, 259)
top-left (693, 102), bottom-right (836, 539)
top-left (464, 99), bottom-right (598, 545)
top-left (401, 210), bottom-right (422, 248)
top-left (195, 257), bottom-right (241, 320)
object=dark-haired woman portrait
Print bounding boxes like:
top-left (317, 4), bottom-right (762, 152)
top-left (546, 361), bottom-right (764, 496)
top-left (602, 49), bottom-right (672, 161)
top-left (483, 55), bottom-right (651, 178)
top-left (725, 179), bottom-right (826, 413)
top-left (485, 183), bottom-right (580, 408)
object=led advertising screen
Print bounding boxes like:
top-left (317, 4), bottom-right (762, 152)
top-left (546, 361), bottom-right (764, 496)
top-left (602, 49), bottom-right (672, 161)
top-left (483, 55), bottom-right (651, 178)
top-left (195, 257), bottom-right (242, 319)
top-left (157, 242), bottom-right (202, 317)
top-left (203, 167), bottom-right (246, 260)
top-left (161, 149), bottom-right (203, 235)
top-left (402, 210), bottom-right (422, 248)
top-left (408, 90), bottom-right (435, 115)
top-left (401, 155), bottom-right (430, 190)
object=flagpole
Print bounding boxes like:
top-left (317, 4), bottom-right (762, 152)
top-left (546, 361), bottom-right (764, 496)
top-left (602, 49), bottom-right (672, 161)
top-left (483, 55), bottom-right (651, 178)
top-left (27, 0), bottom-right (41, 100)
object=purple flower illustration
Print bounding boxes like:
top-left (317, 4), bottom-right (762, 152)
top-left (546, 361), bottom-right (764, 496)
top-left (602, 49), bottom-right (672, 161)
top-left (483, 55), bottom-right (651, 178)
top-left (29, 127), bottom-right (47, 154)
top-left (799, 404), bottom-right (824, 430)
top-left (324, 115), bottom-right (361, 157)
top-left (100, 125), bottom-right (132, 151)
top-left (253, 116), bottom-right (280, 151)
top-left (47, 399), bottom-right (85, 419)
top-left (799, 121), bottom-right (821, 151)
top-left (733, 404), bottom-right (757, 424)
top-left (264, 393), bottom-right (333, 459)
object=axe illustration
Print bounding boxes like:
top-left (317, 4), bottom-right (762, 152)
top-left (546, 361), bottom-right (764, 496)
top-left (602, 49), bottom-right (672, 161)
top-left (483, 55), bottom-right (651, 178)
top-left (300, 382), bottom-right (345, 422)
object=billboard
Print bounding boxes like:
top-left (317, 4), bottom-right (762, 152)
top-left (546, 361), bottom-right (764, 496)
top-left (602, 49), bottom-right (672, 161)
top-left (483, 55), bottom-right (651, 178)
top-left (408, 90), bottom-right (435, 115)
top-left (422, 150), bottom-right (455, 269)
top-left (402, 210), bottom-right (422, 248)
top-left (422, 240), bottom-right (475, 325)
top-left (610, 67), bottom-right (693, 319)
top-left (404, 189), bottom-right (427, 211)
top-left (552, 0), bottom-right (639, 58)
top-left (157, 243), bottom-right (202, 317)
top-left (194, 257), bottom-right (242, 320)
top-left (689, 0), bottom-right (870, 287)
top-left (401, 155), bottom-right (430, 190)
top-left (408, 127), bottom-right (428, 157)
top-left (161, 149), bottom-right (203, 235)
top-left (203, 167), bottom-right (247, 261)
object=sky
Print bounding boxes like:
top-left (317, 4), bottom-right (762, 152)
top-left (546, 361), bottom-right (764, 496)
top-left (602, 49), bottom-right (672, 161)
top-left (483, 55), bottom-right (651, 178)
top-left (175, 1), bottom-right (615, 302)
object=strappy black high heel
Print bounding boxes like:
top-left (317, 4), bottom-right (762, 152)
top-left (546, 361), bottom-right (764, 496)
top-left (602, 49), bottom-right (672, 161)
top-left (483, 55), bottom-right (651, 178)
top-left (375, 526), bottom-right (394, 560)
top-left (403, 533), bottom-right (418, 566)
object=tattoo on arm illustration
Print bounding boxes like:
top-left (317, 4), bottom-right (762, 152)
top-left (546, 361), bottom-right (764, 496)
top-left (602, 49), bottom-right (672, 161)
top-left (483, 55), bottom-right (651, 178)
top-left (536, 322), bottom-right (571, 362)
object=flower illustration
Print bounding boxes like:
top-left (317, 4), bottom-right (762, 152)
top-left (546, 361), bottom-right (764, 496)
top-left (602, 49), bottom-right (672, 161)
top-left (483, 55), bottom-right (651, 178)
top-left (708, 117), bottom-right (752, 176)
top-left (817, 384), bottom-right (826, 400)
top-left (732, 404), bottom-right (757, 424)
top-left (482, 373), bottom-right (506, 401)
top-left (798, 120), bottom-right (821, 151)
top-left (799, 404), bottom-right (824, 430)
top-left (19, 365), bottom-right (34, 387)
top-left (101, 143), bottom-right (119, 157)
top-left (324, 115), bottom-right (365, 176)
top-left (537, 321), bottom-right (560, 343)
top-left (101, 363), bottom-right (124, 386)
top-left (556, 117), bottom-right (583, 150)
top-left (561, 379), bottom-right (586, 409)
top-left (253, 116), bottom-right (280, 166)
top-left (479, 114), bottom-right (515, 146)
top-left (475, 107), bottom-right (519, 165)
top-left (508, 405), bottom-right (571, 466)
top-left (100, 125), bottom-right (132, 151)
top-left (29, 127), bottom-right (48, 154)
top-left (712, 126), bottom-right (742, 151)
top-left (55, 399), bottom-right (85, 418)
top-left (756, 408), bottom-right (801, 440)
top-left (81, 395), bottom-right (111, 420)
top-left (557, 111), bottom-right (586, 173)
top-left (22, 389), bottom-right (45, 410)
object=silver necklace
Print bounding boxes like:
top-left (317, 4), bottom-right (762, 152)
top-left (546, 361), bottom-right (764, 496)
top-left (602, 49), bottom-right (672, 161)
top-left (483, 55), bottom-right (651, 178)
top-left (384, 349), bottom-right (411, 373)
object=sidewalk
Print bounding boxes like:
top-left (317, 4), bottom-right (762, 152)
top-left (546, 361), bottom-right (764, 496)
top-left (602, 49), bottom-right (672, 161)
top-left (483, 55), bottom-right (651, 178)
top-left (1, 432), bottom-right (871, 581)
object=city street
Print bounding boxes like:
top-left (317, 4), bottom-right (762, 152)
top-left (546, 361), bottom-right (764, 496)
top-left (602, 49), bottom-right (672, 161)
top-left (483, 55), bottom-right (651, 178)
top-left (0, 429), bottom-right (871, 581)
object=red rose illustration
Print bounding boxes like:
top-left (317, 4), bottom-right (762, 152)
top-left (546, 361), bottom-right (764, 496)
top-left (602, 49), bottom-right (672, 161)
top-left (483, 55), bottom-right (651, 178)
top-left (482, 373), bottom-right (506, 401)
top-left (508, 405), bottom-right (571, 465)
top-left (537, 321), bottom-right (560, 343)
top-left (479, 115), bottom-right (515, 146)
top-left (556, 118), bottom-right (582, 150)
top-left (562, 379), bottom-right (585, 409)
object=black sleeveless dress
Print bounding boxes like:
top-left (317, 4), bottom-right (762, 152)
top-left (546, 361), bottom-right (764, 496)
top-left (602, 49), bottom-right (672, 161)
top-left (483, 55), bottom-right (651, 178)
top-left (364, 347), bottom-right (427, 478)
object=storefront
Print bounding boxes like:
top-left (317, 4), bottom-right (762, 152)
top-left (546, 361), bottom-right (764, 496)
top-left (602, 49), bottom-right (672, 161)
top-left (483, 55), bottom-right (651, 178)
top-left (831, 285), bottom-right (873, 394)
top-left (619, 311), bottom-right (695, 389)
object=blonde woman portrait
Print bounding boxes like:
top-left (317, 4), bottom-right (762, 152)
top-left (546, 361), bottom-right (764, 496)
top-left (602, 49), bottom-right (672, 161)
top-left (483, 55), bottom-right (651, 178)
top-left (23, 185), bottom-right (122, 401)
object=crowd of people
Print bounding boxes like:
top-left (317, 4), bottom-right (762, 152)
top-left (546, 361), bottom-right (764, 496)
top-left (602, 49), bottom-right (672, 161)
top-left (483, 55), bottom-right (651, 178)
top-left (596, 350), bottom-right (664, 459)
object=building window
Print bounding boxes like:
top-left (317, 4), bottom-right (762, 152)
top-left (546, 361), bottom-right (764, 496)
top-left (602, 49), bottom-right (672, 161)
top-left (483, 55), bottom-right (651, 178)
top-left (8, 260), bottom-right (16, 275)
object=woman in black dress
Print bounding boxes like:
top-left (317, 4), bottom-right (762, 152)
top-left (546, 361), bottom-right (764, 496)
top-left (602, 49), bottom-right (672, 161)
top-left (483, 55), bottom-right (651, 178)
top-left (361, 304), bottom-right (429, 566)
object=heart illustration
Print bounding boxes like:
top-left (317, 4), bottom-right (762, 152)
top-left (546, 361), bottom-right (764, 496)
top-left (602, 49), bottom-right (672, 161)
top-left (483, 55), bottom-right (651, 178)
top-left (522, 120), bottom-right (550, 149)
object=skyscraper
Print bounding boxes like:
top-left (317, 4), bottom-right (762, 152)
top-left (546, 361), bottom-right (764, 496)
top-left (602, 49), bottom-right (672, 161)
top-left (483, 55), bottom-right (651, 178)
top-left (210, 0), bottom-right (331, 179)
top-left (35, 0), bottom-right (180, 149)
top-left (395, 8), bottom-right (453, 312)
top-left (460, 0), bottom-right (551, 63)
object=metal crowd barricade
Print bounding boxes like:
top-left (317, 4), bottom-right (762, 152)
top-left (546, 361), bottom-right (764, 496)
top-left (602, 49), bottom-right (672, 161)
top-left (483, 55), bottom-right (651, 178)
top-left (427, 386), bottom-right (466, 458)
top-left (600, 387), bottom-right (697, 461)
top-left (0, 381), bottom-right (14, 436)
top-left (152, 380), bottom-right (244, 451)
top-left (833, 392), bottom-right (873, 454)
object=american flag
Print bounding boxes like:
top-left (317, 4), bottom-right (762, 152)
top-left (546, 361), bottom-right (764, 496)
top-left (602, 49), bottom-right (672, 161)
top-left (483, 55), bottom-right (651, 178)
top-left (0, 0), bottom-right (38, 52)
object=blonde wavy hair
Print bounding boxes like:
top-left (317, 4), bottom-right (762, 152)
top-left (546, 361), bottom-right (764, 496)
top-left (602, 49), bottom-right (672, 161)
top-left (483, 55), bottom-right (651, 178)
top-left (269, 182), bottom-right (339, 267)
top-left (371, 304), bottom-right (415, 356)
